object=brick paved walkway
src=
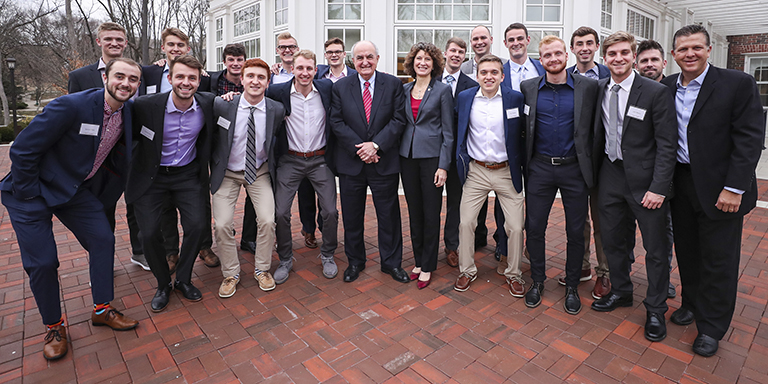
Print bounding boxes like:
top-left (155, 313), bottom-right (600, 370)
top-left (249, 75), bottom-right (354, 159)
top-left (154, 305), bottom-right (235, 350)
top-left (0, 145), bottom-right (766, 384)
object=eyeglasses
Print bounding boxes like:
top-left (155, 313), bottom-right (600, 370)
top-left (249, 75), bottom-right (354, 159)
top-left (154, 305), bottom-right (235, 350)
top-left (277, 45), bottom-right (298, 51)
top-left (325, 50), bottom-right (344, 56)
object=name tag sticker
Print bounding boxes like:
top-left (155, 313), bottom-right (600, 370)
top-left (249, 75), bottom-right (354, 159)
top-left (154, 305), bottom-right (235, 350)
top-left (79, 123), bottom-right (99, 136)
top-left (217, 116), bottom-right (231, 130)
top-left (146, 85), bottom-right (157, 94)
top-left (524, 105), bottom-right (531, 115)
top-left (506, 108), bottom-right (520, 119)
top-left (140, 126), bottom-right (155, 140)
top-left (627, 106), bottom-right (647, 121)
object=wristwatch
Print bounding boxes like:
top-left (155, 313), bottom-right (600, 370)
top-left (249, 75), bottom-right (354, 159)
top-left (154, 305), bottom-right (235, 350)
top-left (372, 142), bottom-right (380, 151)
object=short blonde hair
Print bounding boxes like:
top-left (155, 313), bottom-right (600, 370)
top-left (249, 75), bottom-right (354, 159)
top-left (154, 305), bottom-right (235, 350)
top-left (539, 35), bottom-right (565, 51)
top-left (602, 31), bottom-right (636, 56)
top-left (293, 49), bottom-right (317, 66)
top-left (277, 32), bottom-right (297, 44)
top-left (97, 22), bottom-right (126, 37)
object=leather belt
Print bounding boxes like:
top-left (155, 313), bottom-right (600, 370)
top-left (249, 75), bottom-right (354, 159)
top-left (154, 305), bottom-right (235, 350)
top-left (288, 148), bottom-right (326, 158)
top-left (474, 160), bottom-right (509, 170)
top-left (534, 153), bottom-right (577, 166)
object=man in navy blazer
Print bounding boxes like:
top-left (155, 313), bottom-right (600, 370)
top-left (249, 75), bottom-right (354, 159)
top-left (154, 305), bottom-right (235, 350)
top-left (502, 23), bottom-right (546, 92)
top-left (453, 55), bottom-right (526, 296)
top-left (1, 58), bottom-right (142, 360)
top-left (315, 38), bottom-right (358, 81)
top-left (68, 22), bottom-right (127, 93)
top-left (266, 50), bottom-right (339, 285)
top-left (567, 26), bottom-right (610, 80)
top-left (662, 25), bottom-right (765, 357)
top-left (330, 40), bottom-right (409, 283)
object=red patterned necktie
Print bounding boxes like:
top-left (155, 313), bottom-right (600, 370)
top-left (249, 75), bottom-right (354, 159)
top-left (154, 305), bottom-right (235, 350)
top-left (363, 81), bottom-right (372, 123)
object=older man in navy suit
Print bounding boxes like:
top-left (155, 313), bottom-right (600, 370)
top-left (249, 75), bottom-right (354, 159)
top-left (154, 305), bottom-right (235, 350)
top-left (2, 58), bottom-right (142, 361)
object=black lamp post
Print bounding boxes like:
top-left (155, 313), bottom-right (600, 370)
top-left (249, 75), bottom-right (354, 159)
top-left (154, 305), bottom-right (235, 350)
top-left (6, 57), bottom-right (18, 137)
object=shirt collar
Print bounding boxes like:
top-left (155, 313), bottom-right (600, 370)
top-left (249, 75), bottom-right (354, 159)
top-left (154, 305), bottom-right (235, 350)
top-left (290, 81), bottom-right (318, 95)
top-left (676, 63), bottom-right (710, 88)
top-left (572, 63), bottom-right (599, 77)
top-left (163, 63), bottom-right (170, 73)
top-left (475, 86), bottom-right (502, 99)
top-left (103, 96), bottom-right (124, 115)
top-left (358, 72), bottom-right (376, 86)
top-left (509, 57), bottom-right (535, 73)
top-left (443, 68), bottom-right (460, 79)
top-left (609, 70), bottom-right (636, 93)
top-left (239, 94), bottom-right (266, 111)
top-left (538, 71), bottom-right (575, 89)
top-left (166, 94), bottom-right (199, 113)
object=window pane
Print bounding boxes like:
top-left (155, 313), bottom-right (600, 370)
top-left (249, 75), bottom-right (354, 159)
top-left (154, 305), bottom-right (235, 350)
top-left (398, 30), bottom-right (414, 51)
top-left (435, 30), bottom-right (451, 50)
top-left (416, 0), bottom-right (431, 3)
top-left (328, 4), bottom-right (343, 19)
top-left (346, 4), bottom-right (361, 19)
top-left (416, 30), bottom-right (433, 44)
top-left (545, 0), bottom-right (560, 4)
top-left (472, 5), bottom-right (488, 20)
top-left (416, 5), bottom-right (433, 20)
top-left (329, 0), bottom-right (343, 3)
top-left (454, 5), bottom-right (470, 20)
top-left (328, 29), bottom-right (344, 40)
top-left (527, 6), bottom-right (542, 21)
top-left (398, 0), bottom-right (414, 3)
top-left (398, 5), bottom-right (414, 20)
top-left (346, 29), bottom-right (361, 47)
top-left (435, 5), bottom-right (451, 20)
top-left (543, 6), bottom-right (559, 21)
top-left (528, 0), bottom-right (543, 4)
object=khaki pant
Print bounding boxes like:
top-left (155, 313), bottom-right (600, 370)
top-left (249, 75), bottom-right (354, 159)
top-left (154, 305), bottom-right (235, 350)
top-left (212, 167), bottom-right (275, 277)
top-left (458, 162), bottom-right (524, 280)
top-left (583, 190), bottom-right (610, 277)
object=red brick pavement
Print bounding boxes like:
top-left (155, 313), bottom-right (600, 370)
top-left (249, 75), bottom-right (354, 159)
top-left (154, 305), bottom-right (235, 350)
top-left (0, 145), bottom-right (767, 383)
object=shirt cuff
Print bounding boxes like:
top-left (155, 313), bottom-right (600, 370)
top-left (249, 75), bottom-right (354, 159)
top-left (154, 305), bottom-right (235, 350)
top-left (724, 186), bottom-right (745, 195)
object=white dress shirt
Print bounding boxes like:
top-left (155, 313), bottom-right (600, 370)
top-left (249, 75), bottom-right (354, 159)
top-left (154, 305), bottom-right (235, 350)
top-left (324, 65), bottom-right (348, 83)
top-left (468, 87), bottom-right (507, 163)
top-left (601, 71), bottom-right (636, 160)
top-left (508, 57), bottom-right (540, 91)
top-left (358, 72), bottom-right (376, 99)
top-left (160, 63), bottom-right (172, 93)
top-left (442, 68), bottom-right (460, 96)
top-left (286, 83), bottom-right (327, 152)
top-left (229, 96), bottom-right (267, 171)
top-left (272, 67), bottom-right (294, 84)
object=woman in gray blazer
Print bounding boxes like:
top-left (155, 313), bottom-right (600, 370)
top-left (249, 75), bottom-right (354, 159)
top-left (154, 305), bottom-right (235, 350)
top-left (400, 42), bottom-right (454, 289)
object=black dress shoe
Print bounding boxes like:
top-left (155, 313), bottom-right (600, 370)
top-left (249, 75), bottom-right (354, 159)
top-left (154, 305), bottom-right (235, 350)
top-left (174, 280), bottom-right (202, 301)
top-left (525, 282), bottom-right (544, 308)
top-left (670, 307), bottom-right (694, 325)
top-left (564, 286), bottom-right (581, 315)
top-left (644, 312), bottom-right (667, 342)
top-left (381, 267), bottom-right (410, 283)
top-left (240, 241), bottom-right (257, 254)
top-left (591, 292), bottom-right (632, 312)
top-left (667, 282), bottom-right (676, 298)
top-left (151, 283), bottom-right (173, 312)
top-left (474, 239), bottom-right (487, 250)
top-left (343, 264), bottom-right (365, 282)
top-left (692, 333), bottom-right (719, 357)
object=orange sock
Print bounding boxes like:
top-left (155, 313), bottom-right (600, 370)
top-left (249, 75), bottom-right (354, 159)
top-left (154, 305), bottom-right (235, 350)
top-left (47, 318), bottom-right (63, 329)
top-left (94, 303), bottom-right (110, 315)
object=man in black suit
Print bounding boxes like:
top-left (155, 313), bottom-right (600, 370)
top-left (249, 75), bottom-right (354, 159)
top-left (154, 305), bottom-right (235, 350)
top-left (330, 40), bottom-right (409, 283)
top-left (662, 25), bottom-right (765, 357)
top-left (126, 56), bottom-right (214, 312)
top-left (438, 36), bottom-right (480, 268)
top-left (590, 32), bottom-right (677, 344)
top-left (520, 35), bottom-right (599, 315)
top-left (68, 22), bottom-right (127, 93)
top-left (267, 50), bottom-right (339, 285)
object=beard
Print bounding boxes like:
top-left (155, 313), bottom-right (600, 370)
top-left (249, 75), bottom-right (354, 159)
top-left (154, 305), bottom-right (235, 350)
top-left (106, 82), bottom-right (133, 103)
top-left (545, 61), bottom-right (567, 75)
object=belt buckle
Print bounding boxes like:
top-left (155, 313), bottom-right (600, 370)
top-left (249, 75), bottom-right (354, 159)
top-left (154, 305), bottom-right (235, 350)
top-left (303, 152), bottom-right (309, 159)
top-left (550, 157), bottom-right (560, 166)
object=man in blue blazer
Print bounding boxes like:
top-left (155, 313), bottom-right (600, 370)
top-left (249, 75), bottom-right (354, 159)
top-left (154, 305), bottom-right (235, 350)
top-left (330, 40), bottom-right (409, 283)
top-left (1, 58), bottom-right (143, 360)
top-left (267, 50), bottom-right (339, 285)
top-left (502, 23), bottom-right (546, 92)
top-left (315, 37), bottom-right (358, 81)
top-left (453, 55), bottom-right (526, 296)
top-left (567, 26), bottom-right (611, 81)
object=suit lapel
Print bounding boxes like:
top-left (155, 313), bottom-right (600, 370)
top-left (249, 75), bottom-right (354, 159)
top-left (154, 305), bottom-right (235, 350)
top-left (228, 96), bottom-right (240, 148)
top-left (415, 82), bottom-right (433, 122)
top-left (153, 94), bottom-right (169, 160)
top-left (403, 82), bottom-right (415, 124)
top-left (369, 72), bottom-right (385, 125)
top-left (573, 76), bottom-right (584, 132)
top-left (350, 77), bottom-right (367, 126)
top-left (92, 91), bottom-right (104, 153)
top-left (623, 77), bottom-right (643, 133)
top-left (690, 67), bottom-right (717, 123)
top-left (265, 100), bottom-right (275, 152)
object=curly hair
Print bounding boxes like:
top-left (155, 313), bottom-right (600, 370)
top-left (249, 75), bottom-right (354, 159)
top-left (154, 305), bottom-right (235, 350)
top-left (403, 42), bottom-right (444, 79)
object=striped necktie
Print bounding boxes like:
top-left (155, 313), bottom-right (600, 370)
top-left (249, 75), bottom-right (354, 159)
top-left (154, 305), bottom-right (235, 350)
top-left (363, 81), bottom-right (372, 123)
top-left (245, 106), bottom-right (258, 184)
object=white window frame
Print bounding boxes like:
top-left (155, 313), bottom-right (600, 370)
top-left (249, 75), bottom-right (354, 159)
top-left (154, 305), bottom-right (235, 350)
top-left (524, 0), bottom-right (563, 24)
top-left (233, 2), bottom-right (261, 38)
top-left (325, 27), bottom-right (363, 68)
top-left (215, 46), bottom-right (224, 71)
top-left (745, 55), bottom-right (768, 108)
top-left (275, 0), bottom-right (288, 27)
top-left (240, 38), bottom-right (261, 60)
top-left (325, 0), bottom-right (363, 22)
top-left (626, 7), bottom-right (656, 41)
top-left (395, 0), bottom-right (491, 23)
top-left (394, 27), bottom-right (474, 77)
top-left (525, 28), bottom-right (563, 59)
top-left (215, 17), bottom-right (224, 42)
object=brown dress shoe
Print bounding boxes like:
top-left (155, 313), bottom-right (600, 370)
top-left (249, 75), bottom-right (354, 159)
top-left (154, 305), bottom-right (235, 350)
top-left (444, 248), bottom-right (459, 267)
top-left (167, 253), bottom-right (179, 274)
top-left (592, 276), bottom-right (611, 299)
top-left (198, 248), bottom-right (220, 267)
top-left (43, 325), bottom-right (68, 360)
top-left (454, 273), bottom-right (476, 292)
top-left (301, 230), bottom-right (318, 249)
top-left (496, 255), bottom-right (508, 275)
top-left (558, 269), bottom-right (593, 286)
top-left (92, 307), bottom-right (139, 331)
top-left (507, 277), bottom-right (525, 297)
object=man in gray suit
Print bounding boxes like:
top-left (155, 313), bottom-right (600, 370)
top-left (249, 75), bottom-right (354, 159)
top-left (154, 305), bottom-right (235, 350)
top-left (590, 32), bottom-right (677, 344)
top-left (210, 58), bottom-right (285, 297)
top-left (520, 35), bottom-right (599, 315)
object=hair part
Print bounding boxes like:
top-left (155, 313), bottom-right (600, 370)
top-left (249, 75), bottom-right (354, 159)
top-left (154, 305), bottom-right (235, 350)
top-left (169, 55), bottom-right (203, 77)
top-left (539, 35), bottom-right (566, 52)
top-left (242, 58), bottom-right (271, 82)
top-left (601, 31), bottom-right (636, 56)
top-left (324, 37), bottom-right (345, 51)
top-left (570, 26), bottom-right (599, 48)
top-left (445, 37), bottom-right (467, 51)
top-left (222, 43), bottom-right (246, 61)
top-left (673, 24), bottom-right (710, 50)
top-left (161, 27), bottom-right (190, 45)
top-left (293, 49), bottom-right (317, 66)
top-left (105, 57), bottom-right (141, 77)
top-left (403, 42), bottom-right (445, 79)
top-left (504, 23), bottom-right (529, 39)
top-left (97, 22), bottom-right (126, 37)
top-left (637, 39), bottom-right (665, 59)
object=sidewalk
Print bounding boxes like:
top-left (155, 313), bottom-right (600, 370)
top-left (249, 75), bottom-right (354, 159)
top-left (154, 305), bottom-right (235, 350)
top-left (0, 145), bottom-right (766, 383)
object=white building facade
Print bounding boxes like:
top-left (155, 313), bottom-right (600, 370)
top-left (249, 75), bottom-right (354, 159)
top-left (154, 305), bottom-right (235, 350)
top-left (205, 0), bottom-right (730, 79)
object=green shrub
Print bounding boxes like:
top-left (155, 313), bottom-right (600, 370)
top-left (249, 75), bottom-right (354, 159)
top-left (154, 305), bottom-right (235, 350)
top-left (0, 126), bottom-right (14, 143)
